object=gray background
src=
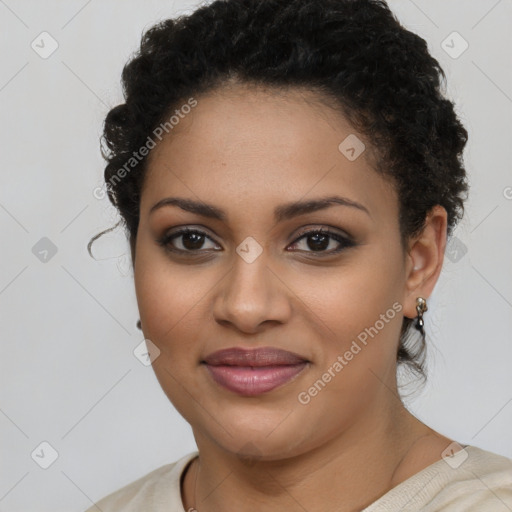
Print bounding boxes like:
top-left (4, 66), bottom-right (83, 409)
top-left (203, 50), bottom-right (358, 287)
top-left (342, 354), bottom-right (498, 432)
top-left (1, 0), bottom-right (511, 510)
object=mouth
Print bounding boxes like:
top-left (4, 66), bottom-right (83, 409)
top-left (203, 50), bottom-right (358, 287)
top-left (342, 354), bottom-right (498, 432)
top-left (201, 347), bottom-right (309, 396)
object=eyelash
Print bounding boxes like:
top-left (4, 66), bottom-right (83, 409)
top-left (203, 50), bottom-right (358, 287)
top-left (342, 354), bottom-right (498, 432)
top-left (156, 226), bottom-right (356, 257)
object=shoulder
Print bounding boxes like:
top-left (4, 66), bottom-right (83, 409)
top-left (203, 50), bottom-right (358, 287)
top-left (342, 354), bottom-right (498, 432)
top-left (425, 445), bottom-right (512, 510)
top-left (83, 451), bottom-right (198, 512)
top-left (363, 445), bottom-right (512, 512)
top-left (444, 444), bottom-right (512, 486)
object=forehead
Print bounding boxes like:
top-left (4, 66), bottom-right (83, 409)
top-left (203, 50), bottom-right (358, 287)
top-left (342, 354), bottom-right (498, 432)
top-left (141, 84), bottom-right (398, 227)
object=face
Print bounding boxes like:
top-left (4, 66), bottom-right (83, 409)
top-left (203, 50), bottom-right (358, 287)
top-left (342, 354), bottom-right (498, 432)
top-left (133, 84), bottom-right (413, 460)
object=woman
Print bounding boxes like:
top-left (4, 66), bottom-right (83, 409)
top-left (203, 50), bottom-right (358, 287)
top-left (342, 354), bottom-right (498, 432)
top-left (86, 0), bottom-right (512, 510)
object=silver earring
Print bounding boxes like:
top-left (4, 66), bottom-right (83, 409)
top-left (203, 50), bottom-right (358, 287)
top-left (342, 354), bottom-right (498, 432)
top-left (414, 297), bottom-right (427, 335)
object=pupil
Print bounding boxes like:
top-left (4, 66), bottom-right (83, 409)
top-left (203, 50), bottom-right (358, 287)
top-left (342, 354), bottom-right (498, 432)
top-left (183, 232), bottom-right (204, 250)
top-left (308, 233), bottom-right (329, 251)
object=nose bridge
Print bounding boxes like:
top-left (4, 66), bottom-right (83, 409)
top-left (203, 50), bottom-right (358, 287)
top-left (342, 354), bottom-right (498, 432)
top-left (213, 245), bottom-right (290, 332)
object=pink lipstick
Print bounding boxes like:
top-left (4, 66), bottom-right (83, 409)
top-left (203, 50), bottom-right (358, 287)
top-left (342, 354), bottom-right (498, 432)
top-left (202, 347), bottom-right (309, 396)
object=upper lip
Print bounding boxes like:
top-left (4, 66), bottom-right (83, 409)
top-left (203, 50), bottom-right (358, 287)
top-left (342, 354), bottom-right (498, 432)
top-left (202, 347), bottom-right (308, 367)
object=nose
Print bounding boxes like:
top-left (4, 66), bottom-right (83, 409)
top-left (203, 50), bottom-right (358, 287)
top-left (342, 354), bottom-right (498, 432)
top-left (212, 251), bottom-right (292, 334)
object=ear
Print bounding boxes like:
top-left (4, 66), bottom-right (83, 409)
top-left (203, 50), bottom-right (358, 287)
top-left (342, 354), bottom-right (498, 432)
top-left (402, 205), bottom-right (448, 319)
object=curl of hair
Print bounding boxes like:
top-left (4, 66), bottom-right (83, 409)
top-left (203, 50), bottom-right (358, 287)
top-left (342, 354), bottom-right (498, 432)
top-left (89, 0), bottom-right (469, 387)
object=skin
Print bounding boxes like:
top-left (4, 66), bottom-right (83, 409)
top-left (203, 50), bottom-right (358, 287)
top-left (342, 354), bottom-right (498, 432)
top-left (133, 83), bottom-right (459, 512)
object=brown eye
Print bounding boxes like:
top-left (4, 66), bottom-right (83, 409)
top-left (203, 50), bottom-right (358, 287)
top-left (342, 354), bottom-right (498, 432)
top-left (157, 228), bottom-right (220, 253)
top-left (288, 228), bottom-right (355, 255)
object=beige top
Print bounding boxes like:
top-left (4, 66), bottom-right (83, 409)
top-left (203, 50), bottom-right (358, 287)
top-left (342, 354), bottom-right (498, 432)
top-left (84, 445), bottom-right (512, 511)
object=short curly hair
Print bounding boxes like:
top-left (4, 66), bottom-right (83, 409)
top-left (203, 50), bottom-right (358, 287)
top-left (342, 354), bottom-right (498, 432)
top-left (89, 0), bottom-right (469, 386)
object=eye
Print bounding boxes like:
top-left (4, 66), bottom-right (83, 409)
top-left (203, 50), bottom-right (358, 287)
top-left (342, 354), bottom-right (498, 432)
top-left (157, 226), bottom-right (355, 257)
top-left (157, 227), bottom-right (220, 254)
top-left (288, 227), bottom-right (355, 255)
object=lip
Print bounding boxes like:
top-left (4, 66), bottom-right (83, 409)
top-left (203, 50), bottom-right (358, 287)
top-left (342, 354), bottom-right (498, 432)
top-left (202, 347), bottom-right (309, 396)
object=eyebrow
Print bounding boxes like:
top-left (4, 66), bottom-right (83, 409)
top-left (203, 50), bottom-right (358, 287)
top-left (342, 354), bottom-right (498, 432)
top-left (149, 195), bottom-right (371, 222)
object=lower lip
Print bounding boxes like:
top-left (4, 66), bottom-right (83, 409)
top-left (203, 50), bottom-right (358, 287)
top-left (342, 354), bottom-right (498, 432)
top-left (204, 363), bottom-right (308, 396)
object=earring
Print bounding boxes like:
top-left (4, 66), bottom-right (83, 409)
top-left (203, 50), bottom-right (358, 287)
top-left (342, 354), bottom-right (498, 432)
top-left (414, 297), bottom-right (427, 334)
top-left (136, 319), bottom-right (142, 330)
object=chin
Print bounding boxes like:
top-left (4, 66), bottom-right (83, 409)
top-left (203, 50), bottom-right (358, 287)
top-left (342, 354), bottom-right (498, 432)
top-left (196, 412), bottom-right (314, 462)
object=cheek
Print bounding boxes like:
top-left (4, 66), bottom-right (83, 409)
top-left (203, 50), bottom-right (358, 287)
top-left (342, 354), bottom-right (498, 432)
top-left (133, 240), bottom-right (209, 356)
top-left (296, 256), bottom-right (402, 333)
top-left (288, 249), bottom-right (405, 380)
top-left (133, 249), bottom-right (211, 418)
top-left (290, 263), bottom-right (404, 432)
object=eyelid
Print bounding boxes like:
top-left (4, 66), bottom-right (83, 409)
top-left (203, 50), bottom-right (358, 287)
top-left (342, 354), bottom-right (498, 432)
top-left (292, 224), bottom-right (353, 242)
top-left (158, 226), bottom-right (221, 251)
top-left (288, 226), bottom-right (355, 256)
